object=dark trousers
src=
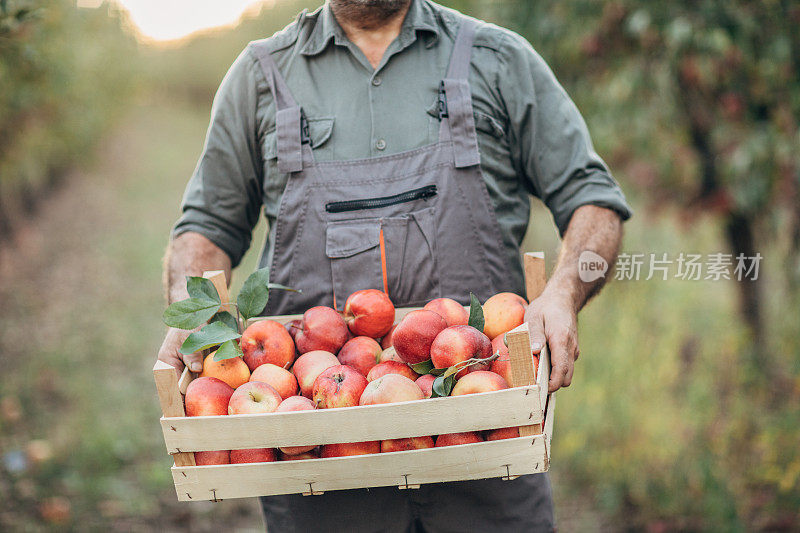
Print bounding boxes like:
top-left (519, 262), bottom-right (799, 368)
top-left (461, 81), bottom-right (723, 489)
top-left (260, 474), bottom-right (554, 532)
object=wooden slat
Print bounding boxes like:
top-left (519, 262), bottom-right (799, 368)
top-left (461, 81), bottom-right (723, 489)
top-left (172, 435), bottom-right (547, 501)
top-left (178, 366), bottom-right (194, 395)
top-left (153, 360), bottom-right (195, 467)
top-left (506, 324), bottom-right (542, 437)
top-left (161, 386), bottom-right (541, 453)
top-left (203, 269), bottom-right (231, 313)
top-left (543, 392), bottom-right (555, 470)
top-left (523, 251), bottom-right (547, 302)
top-left (505, 251), bottom-right (548, 438)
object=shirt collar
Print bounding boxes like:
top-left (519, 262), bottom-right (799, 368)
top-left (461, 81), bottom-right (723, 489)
top-left (300, 0), bottom-right (440, 57)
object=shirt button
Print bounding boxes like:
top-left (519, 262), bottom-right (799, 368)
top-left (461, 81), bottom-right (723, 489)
top-left (375, 139), bottom-right (386, 150)
top-left (372, 76), bottom-right (382, 86)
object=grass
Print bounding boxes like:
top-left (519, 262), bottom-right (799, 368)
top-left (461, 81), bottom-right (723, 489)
top-left (0, 94), bottom-right (797, 531)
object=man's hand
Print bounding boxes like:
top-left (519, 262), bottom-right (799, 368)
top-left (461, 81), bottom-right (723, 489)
top-left (157, 326), bottom-right (204, 373)
top-left (527, 205), bottom-right (623, 393)
top-left (158, 232), bottom-right (232, 372)
top-left (525, 292), bottom-right (579, 393)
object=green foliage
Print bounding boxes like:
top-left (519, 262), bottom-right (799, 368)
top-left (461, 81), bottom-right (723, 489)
top-left (431, 374), bottom-right (456, 398)
top-left (185, 276), bottom-right (221, 303)
top-left (214, 339), bottom-right (245, 361)
top-left (179, 321), bottom-right (241, 355)
top-left (0, 0), bottom-right (138, 231)
top-left (410, 360), bottom-right (435, 375)
top-left (212, 310), bottom-right (240, 332)
top-left (161, 297), bottom-right (219, 330)
top-left (467, 292), bottom-right (485, 331)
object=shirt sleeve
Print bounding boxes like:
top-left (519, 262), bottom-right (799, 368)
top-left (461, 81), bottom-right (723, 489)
top-left (497, 31), bottom-right (632, 235)
top-left (171, 48), bottom-right (263, 267)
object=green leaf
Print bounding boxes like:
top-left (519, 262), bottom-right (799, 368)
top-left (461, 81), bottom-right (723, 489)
top-left (212, 311), bottom-right (239, 332)
top-left (410, 360), bottom-right (435, 375)
top-left (429, 367), bottom-right (446, 376)
top-left (186, 276), bottom-right (221, 303)
top-left (163, 298), bottom-right (220, 329)
top-left (237, 268), bottom-right (271, 320)
top-left (180, 322), bottom-right (242, 355)
top-left (431, 375), bottom-right (456, 398)
top-left (468, 292), bottom-right (485, 332)
top-left (237, 268), bottom-right (301, 319)
top-left (214, 339), bottom-right (244, 361)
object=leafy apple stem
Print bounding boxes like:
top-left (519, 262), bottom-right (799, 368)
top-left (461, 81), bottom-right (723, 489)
top-left (235, 303), bottom-right (245, 333)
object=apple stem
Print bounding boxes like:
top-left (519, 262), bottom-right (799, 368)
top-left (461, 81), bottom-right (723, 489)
top-left (235, 304), bottom-right (245, 333)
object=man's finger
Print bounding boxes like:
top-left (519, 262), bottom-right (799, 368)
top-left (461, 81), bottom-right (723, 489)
top-left (526, 310), bottom-right (547, 355)
top-left (548, 330), bottom-right (572, 392)
top-left (158, 349), bottom-right (185, 372)
top-left (183, 350), bottom-right (204, 373)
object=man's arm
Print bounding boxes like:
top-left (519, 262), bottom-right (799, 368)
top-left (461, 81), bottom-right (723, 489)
top-left (525, 205), bottom-right (623, 392)
top-left (157, 232), bottom-right (232, 372)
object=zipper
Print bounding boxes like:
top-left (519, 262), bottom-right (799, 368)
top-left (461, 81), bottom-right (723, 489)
top-left (325, 185), bottom-right (438, 213)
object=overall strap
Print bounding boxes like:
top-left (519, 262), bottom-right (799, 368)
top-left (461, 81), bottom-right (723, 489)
top-left (251, 44), bottom-right (308, 173)
top-left (439, 19), bottom-right (481, 168)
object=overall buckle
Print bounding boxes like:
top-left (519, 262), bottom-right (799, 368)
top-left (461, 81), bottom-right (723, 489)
top-left (437, 81), bottom-right (448, 120)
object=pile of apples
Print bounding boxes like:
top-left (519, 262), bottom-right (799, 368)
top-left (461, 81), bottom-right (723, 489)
top-left (184, 289), bottom-right (536, 465)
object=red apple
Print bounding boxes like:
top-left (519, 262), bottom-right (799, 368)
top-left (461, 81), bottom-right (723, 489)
top-left (366, 361), bottom-right (419, 382)
top-left (482, 292), bottom-right (528, 340)
top-left (489, 335), bottom-right (512, 385)
top-left (194, 450), bottom-right (230, 465)
top-left (415, 374), bottom-right (436, 399)
top-left (380, 436), bottom-right (434, 453)
top-left (392, 310), bottom-right (447, 364)
top-left (285, 318), bottom-right (303, 341)
top-left (486, 427), bottom-right (521, 441)
top-left (423, 298), bottom-right (469, 327)
top-left (378, 346), bottom-right (404, 363)
top-left (343, 289), bottom-right (395, 338)
top-left (240, 319), bottom-right (296, 371)
top-left (430, 325), bottom-right (492, 378)
top-left (292, 350), bottom-right (339, 398)
top-left (337, 336), bottom-right (382, 377)
top-left (320, 441), bottom-right (380, 458)
top-left (435, 432), bottom-right (484, 447)
top-left (312, 365), bottom-right (369, 409)
top-left (380, 323), bottom-right (398, 349)
top-left (250, 363), bottom-right (298, 400)
top-left (451, 371), bottom-right (508, 396)
top-left (280, 449), bottom-right (319, 460)
top-left (228, 381), bottom-right (282, 415)
top-left (230, 448), bottom-right (276, 463)
top-left (276, 396), bottom-right (317, 455)
top-left (359, 374), bottom-right (424, 406)
top-left (185, 377), bottom-right (234, 416)
top-left (295, 306), bottom-right (349, 354)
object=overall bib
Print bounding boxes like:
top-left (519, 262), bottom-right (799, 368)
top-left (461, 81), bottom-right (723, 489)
top-left (253, 19), bottom-right (554, 532)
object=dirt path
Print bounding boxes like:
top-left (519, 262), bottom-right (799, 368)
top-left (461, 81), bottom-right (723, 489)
top-left (0, 99), bottom-right (263, 531)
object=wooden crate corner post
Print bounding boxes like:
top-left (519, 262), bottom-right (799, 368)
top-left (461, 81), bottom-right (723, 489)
top-left (153, 360), bottom-right (196, 467)
top-left (505, 252), bottom-right (548, 438)
top-left (153, 269), bottom-right (233, 467)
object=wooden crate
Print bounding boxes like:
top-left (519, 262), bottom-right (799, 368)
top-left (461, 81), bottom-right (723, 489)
top-left (154, 253), bottom-right (554, 502)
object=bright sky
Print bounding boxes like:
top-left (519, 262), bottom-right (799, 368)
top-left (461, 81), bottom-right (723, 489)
top-left (83, 0), bottom-right (272, 41)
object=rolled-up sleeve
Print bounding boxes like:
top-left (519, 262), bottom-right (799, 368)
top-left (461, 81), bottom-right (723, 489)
top-left (171, 48), bottom-right (263, 267)
top-left (498, 32), bottom-right (632, 235)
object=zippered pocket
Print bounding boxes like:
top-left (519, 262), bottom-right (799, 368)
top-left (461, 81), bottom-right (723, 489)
top-left (325, 185), bottom-right (437, 213)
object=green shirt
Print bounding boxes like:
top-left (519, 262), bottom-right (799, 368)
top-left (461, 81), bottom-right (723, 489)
top-left (173, 0), bottom-right (632, 269)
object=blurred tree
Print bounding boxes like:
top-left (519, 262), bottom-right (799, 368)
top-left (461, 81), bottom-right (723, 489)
top-left (0, 0), bottom-right (137, 239)
top-left (476, 0), bottom-right (800, 360)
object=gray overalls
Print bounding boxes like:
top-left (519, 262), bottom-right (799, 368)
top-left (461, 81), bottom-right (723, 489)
top-left (252, 18), bottom-right (554, 533)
